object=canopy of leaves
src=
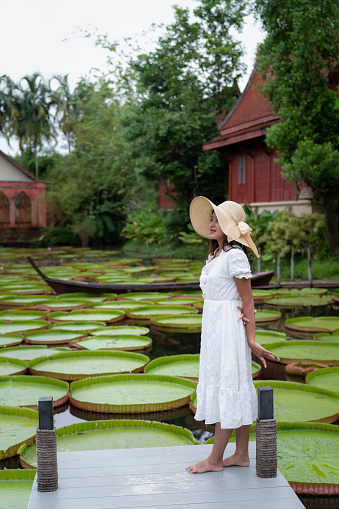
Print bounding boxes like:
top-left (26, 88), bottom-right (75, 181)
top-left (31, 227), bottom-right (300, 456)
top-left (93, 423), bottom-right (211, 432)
top-left (123, 1), bottom-right (248, 209)
top-left (47, 80), bottom-right (139, 246)
top-left (254, 0), bottom-right (339, 254)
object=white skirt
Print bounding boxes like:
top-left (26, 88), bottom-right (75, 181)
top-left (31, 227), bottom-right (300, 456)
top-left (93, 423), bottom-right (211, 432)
top-left (194, 299), bottom-right (258, 429)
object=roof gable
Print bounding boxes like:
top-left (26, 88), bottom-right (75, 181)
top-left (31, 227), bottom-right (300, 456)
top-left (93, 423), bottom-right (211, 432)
top-left (0, 150), bottom-right (36, 182)
top-left (218, 69), bottom-right (277, 136)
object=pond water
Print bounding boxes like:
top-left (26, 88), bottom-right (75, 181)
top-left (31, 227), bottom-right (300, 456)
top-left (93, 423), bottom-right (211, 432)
top-left (0, 253), bottom-right (338, 509)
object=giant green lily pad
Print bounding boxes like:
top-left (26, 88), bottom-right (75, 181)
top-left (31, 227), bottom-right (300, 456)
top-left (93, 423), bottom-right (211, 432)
top-left (255, 309), bottom-right (281, 324)
top-left (118, 292), bottom-right (174, 300)
top-left (29, 350), bottom-right (150, 381)
top-left (254, 380), bottom-right (339, 423)
top-left (285, 317), bottom-right (339, 334)
top-left (151, 314), bottom-right (202, 331)
top-left (37, 298), bottom-right (90, 311)
top-left (91, 325), bottom-right (150, 336)
top-left (0, 406), bottom-right (38, 459)
top-left (0, 375), bottom-right (69, 408)
top-left (70, 374), bottom-right (197, 413)
top-left (0, 320), bottom-right (48, 334)
top-left (0, 357), bottom-right (27, 376)
top-left (72, 335), bottom-right (152, 351)
top-left (276, 422), bottom-right (339, 495)
top-left (252, 361), bottom-right (261, 378)
top-left (92, 301), bottom-right (153, 311)
top-left (252, 290), bottom-right (276, 303)
top-left (48, 309), bottom-right (125, 323)
top-left (0, 309), bottom-right (48, 321)
top-left (0, 346), bottom-right (69, 361)
top-left (0, 469), bottom-right (36, 509)
top-left (314, 332), bottom-right (339, 342)
top-left (0, 334), bottom-right (22, 348)
top-left (49, 321), bottom-right (106, 332)
top-left (206, 422), bottom-right (339, 495)
top-left (127, 305), bottom-right (198, 320)
top-left (306, 367), bottom-right (339, 393)
top-left (54, 292), bottom-right (109, 302)
top-left (255, 330), bottom-right (286, 345)
top-left (0, 296), bottom-right (48, 307)
top-left (265, 295), bottom-right (332, 307)
top-left (19, 419), bottom-right (197, 469)
top-left (264, 341), bottom-right (339, 366)
top-left (144, 355), bottom-right (200, 380)
top-left (24, 329), bottom-right (86, 345)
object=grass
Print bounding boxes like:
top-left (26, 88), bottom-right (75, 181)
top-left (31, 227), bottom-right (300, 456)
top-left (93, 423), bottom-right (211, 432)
top-left (252, 256), bottom-right (339, 282)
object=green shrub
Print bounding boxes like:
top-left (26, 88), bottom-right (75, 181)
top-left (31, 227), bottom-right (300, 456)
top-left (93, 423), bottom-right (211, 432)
top-left (121, 209), bottom-right (166, 245)
top-left (262, 211), bottom-right (327, 259)
top-left (41, 227), bottom-right (79, 246)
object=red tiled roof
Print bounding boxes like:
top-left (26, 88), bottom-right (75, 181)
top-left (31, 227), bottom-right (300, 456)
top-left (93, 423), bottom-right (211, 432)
top-left (204, 69), bottom-right (279, 151)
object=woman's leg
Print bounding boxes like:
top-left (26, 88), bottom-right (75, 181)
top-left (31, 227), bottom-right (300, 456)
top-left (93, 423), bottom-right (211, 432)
top-left (186, 423), bottom-right (233, 474)
top-left (223, 424), bottom-right (250, 467)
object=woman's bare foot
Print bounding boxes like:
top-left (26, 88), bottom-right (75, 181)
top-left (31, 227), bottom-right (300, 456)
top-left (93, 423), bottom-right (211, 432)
top-left (186, 457), bottom-right (224, 474)
top-left (223, 454), bottom-right (250, 467)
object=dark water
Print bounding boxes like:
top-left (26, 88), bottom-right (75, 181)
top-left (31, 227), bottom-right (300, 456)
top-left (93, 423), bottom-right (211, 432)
top-left (1, 304), bottom-right (339, 508)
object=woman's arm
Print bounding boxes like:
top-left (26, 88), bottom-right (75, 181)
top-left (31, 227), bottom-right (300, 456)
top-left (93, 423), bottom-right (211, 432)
top-left (234, 277), bottom-right (276, 368)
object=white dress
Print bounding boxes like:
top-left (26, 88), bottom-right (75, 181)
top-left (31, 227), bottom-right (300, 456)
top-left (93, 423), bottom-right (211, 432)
top-left (194, 246), bottom-right (258, 429)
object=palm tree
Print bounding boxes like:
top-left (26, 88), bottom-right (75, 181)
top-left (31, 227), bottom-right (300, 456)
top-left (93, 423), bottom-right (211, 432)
top-left (17, 73), bottom-right (55, 179)
top-left (0, 75), bottom-right (28, 155)
top-left (51, 74), bottom-right (75, 153)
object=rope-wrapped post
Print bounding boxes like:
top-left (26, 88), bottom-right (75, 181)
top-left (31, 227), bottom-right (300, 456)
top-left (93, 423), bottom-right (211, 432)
top-left (36, 396), bottom-right (58, 492)
top-left (256, 386), bottom-right (277, 478)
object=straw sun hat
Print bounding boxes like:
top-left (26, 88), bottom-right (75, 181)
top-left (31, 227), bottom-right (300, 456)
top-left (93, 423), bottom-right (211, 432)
top-left (189, 196), bottom-right (259, 258)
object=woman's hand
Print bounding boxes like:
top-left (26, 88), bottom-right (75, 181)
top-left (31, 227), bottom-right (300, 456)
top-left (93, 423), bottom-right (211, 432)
top-left (237, 305), bottom-right (257, 325)
top-left (249, 342), bottom-right (276, 368)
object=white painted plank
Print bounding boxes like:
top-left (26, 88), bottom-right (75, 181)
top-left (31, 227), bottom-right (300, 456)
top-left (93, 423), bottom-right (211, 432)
top-left (28, 487), bottom-right (304, 509)
top-left (30, 471), bottom-right (289, 500)
top-left (28, 442), bottom-right (303, 509)
top-left (56, 447), bottom-right (256, 470)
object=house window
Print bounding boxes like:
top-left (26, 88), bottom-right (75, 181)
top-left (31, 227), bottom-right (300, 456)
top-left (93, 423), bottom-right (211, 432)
top-left (0, 191), bottom-right (10, 224)
top-left (15, 191), bottom-right (31, 224)
top-left (238, 156), bottom-right (246, 184)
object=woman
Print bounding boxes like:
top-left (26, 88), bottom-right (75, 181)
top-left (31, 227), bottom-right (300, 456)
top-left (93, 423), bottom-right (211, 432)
top-left (186, 197), bottom-right (276, 474)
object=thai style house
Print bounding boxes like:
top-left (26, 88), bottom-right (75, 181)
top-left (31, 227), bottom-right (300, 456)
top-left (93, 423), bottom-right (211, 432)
top-left (203, 69), bottom-right (314, 215)
top-left (0, 150), bottom-right (46, 241)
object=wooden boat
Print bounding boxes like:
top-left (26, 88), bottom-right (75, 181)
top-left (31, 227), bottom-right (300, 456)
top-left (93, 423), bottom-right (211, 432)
top-left (27, 257), bottom-right (274, 295)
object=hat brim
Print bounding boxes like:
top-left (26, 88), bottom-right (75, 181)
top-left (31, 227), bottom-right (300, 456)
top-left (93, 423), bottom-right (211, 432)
top-left (189, 196), bottom-right (254, 251)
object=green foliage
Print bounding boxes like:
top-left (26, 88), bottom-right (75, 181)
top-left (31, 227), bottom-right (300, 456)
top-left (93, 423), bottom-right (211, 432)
top-left (121, 1), bottom-right (249, 208)
top-left (283, 140), bottom-right (339, 192)
top-left (47, 80), bottom-right (137, 246)
top-left (243, 205), bottom-right (279, 247)
top-left (254, 0), bottom-right (339, 255)
top-left (0, 73), bottom-right (56, 179)
top-left (41, 227), bottom-right (79, 246)
top-left (14, 146), bottom-right (61, 180)
top-left (179, 224), bottom-right (204, 245)
top-left (262, 211), bottom-right (327, 258)
top-left (121, 209), bottom-right (166, 246)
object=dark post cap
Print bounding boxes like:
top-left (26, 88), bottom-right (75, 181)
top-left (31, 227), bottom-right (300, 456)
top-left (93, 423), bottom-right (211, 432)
top-left (257, 386), bottom-right (274, 420)
top-left (38, 396), bottom-right (54, 430)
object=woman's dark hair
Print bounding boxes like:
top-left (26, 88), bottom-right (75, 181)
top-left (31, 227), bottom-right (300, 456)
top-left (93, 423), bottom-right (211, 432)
top-left (207, 237), bottom-right (255, 273)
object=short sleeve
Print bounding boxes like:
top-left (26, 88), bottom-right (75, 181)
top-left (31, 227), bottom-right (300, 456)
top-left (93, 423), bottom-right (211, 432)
top-left (227, 248), bottom-right (252, 279)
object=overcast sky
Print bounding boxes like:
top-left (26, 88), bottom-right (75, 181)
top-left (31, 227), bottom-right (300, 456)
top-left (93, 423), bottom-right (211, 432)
top-left (0, 0), bottom-right (265, 154)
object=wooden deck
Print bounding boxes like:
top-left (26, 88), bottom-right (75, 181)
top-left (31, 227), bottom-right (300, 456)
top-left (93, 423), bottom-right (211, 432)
top-left (27, 442), bottom-right (305, 509)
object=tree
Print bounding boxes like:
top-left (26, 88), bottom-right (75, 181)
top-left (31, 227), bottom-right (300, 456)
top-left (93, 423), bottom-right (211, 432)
top-left (122, 0), bottom-right (248, 209)
top-left (254, 0), bottom-right (339, 256)
top-left (0, 73), bottom-right (55, 179)
top-left (47, 79), bottom-right (138, 246)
